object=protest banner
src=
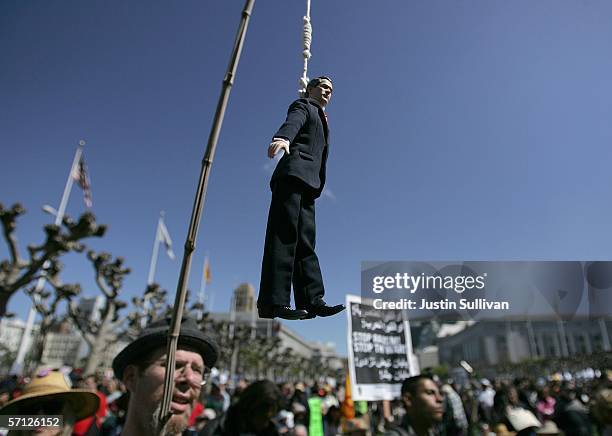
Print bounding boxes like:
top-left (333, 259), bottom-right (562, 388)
top-left (346, 294), bottom-right (417, 401)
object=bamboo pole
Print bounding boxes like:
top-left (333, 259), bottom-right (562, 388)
top-left (156, 1), bottom-right (255, 432)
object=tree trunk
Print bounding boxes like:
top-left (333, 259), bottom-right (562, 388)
top-left (84, 304), bottom-right (116, 374)
top-left (0, 293), bottom-right (9, 318)
top-left (84, 336), bottom-right (105, 374)
top-left (32, 315), bottom-right (55, 367)
top-left (31, 332), bottom-right (46, 367)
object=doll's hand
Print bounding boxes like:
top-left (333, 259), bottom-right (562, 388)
top-left (268, 138), bottom-right (290, 158)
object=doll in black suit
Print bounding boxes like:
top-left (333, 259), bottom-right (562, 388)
top-left (258, 76), bottom-right (345, 320)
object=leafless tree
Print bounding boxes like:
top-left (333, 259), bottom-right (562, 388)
top-left (125, 283), bottom-right (175, 339)
top-left (26, 267), bottom-right (81, 366)
top-left (0, 203), bottom-right (105, 318)
top-left (68, 251), bottom-right (130, 374)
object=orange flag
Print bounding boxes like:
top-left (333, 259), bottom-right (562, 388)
top-left (340, 369), bottom-right (355, 419)
top-left (204, 257), bottom-right (211, 283)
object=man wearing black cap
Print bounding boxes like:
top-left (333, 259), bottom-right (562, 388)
top-left (112, 317), bottom-right (218, 436)
top-left (258, 76), bottom-right (345, 321)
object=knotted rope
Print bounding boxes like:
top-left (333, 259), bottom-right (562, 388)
top-left (299, 0), bottom-right (312, 97)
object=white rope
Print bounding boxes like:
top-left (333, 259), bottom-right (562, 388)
top-left (299, 0), bottom-right (312, 97)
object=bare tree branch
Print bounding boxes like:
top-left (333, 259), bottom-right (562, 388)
top-left (0, 204), bottom-right (106, 318)
top-left (67, 250), bottom-right (133, 373)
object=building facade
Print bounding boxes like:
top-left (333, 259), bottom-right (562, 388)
top-left (437, 319), bottom-right (612, 368)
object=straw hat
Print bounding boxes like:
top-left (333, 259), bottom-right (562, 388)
top-left (0, 371), bottom-right (99, 420)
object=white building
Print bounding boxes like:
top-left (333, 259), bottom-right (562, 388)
top-left (0, 318), bottom-right (36, 355)
top-left (77, 296), bottom-right (105, 322)
top-left (437, 319), bottom-right (612, 369)
top-left (40, 331), bottom-right (82, 368)
top-left (206, 283), bottom-right (344, 362)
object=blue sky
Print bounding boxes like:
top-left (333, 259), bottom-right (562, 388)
top-left (2, 0), bottom-right (612, 356)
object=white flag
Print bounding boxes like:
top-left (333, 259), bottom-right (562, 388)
top-left (72, 156), bottom-right (93, 208)
top-left (158, 219), bottom-right (176, 260)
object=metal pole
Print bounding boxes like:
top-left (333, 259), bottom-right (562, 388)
top-left (557, 319), bottom-right (569, 357)
top-left (526, 320), bottom-right (538, 358)
top-left (250, 288), bottom-right (256, 340)
top-left (229, 295), bottom-right (239, 382)
top-left (147, 212), bottom-right (163, 286)
top-left (599, 318), bottom-right (611, 351)
top-left (11, 141), bottom-right (84, 374)
top-left (157, 1), bottom-right (255, 432)
top-left (142, 212), bottom-right (163, 328)
top-left (229, 294), bottom-right (236, 340)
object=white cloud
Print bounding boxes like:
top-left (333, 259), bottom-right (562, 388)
top-left (321, 187), bottom-right (336, 200)
top-left (262, 153), bottom-right (282, 175)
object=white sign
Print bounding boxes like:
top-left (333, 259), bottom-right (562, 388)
top-left (346, 294), bottom-right (417, 401)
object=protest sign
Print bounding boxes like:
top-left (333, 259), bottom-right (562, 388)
top-left (346, 294), bottom-right (417, 401)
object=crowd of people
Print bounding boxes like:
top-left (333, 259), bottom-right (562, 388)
top-left (0, 317), bottom-right (610, 436)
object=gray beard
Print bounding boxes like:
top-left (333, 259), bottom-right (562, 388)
top-left (150, 403), bottom-right (190, 436)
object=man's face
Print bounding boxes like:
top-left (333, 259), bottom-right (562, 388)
top-left (403, 379), bottom-right (444, 425)
top-left (308, 79), bottom-right (333, 107)
top-left (83, 376), bottom-right (97, 391)
top-left (124, 347), bottom-right (205, 435)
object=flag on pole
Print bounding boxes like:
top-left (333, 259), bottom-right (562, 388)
top-left (72, 156), bottom-right (92, 208)
top-left (204, 257), bottom-right (212, 283)
top-left (341, 370), bottom-right (355, 419)
top-left (158, 219), bottom-right (176, 260)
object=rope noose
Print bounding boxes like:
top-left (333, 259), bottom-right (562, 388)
top-left (299, 0), bottom-right (312, 97)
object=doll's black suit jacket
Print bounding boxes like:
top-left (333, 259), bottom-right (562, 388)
top-left (270, 97), bottom-right (329, 198)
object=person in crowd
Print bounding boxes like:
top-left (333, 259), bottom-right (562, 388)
top-left (535, 420), bottom-right (563, 435)
top-left (230, 379), bottom-right (249, 406)
top-left (100, 390), bottom-right (128, 436)
top-left (74, 374), bottom-right (108, 436)
top-left (291, 401), bottom-right (309, 430)
top-left (0, 369), bottom-right (99, 436)
top-left (440, 380), bottom-right (468, 436)
top-left (321, 384), bottom-right (339, 416)
top-left (205, 382), bottom-right (227, 417)
top-left (0, 385), bottom-right (11, 408)
top-left (291, 382), bottom-right (310, 428)
top-left (493, 385), bottom-right (540, 436)
top-left (553, 384), bottom-right (593, 436)
top-left (478, 379), bottom-right (496, 425)
top-left (293, 424), bottom-right (308, 436)
top-left (111, 316), bottom-right (219, 436)
top-left (535, 386), bottom-right (555, 422)
top-left (492, 423), bottom-right (516, 435)
top-left (279, 382), bottom-right (294, 412)
top-left (515, 379), bottom-right (537, 414)
top-left (592, 387), bottom-right (612, 436)
top-left (200, 380), bottom-right (283, 436)
top-left (186, 409), bottom-right (216, 436)
top-left (384, 375), bottom-right (445, 436)
top-left (323, 404), bottom-right (342, 436)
